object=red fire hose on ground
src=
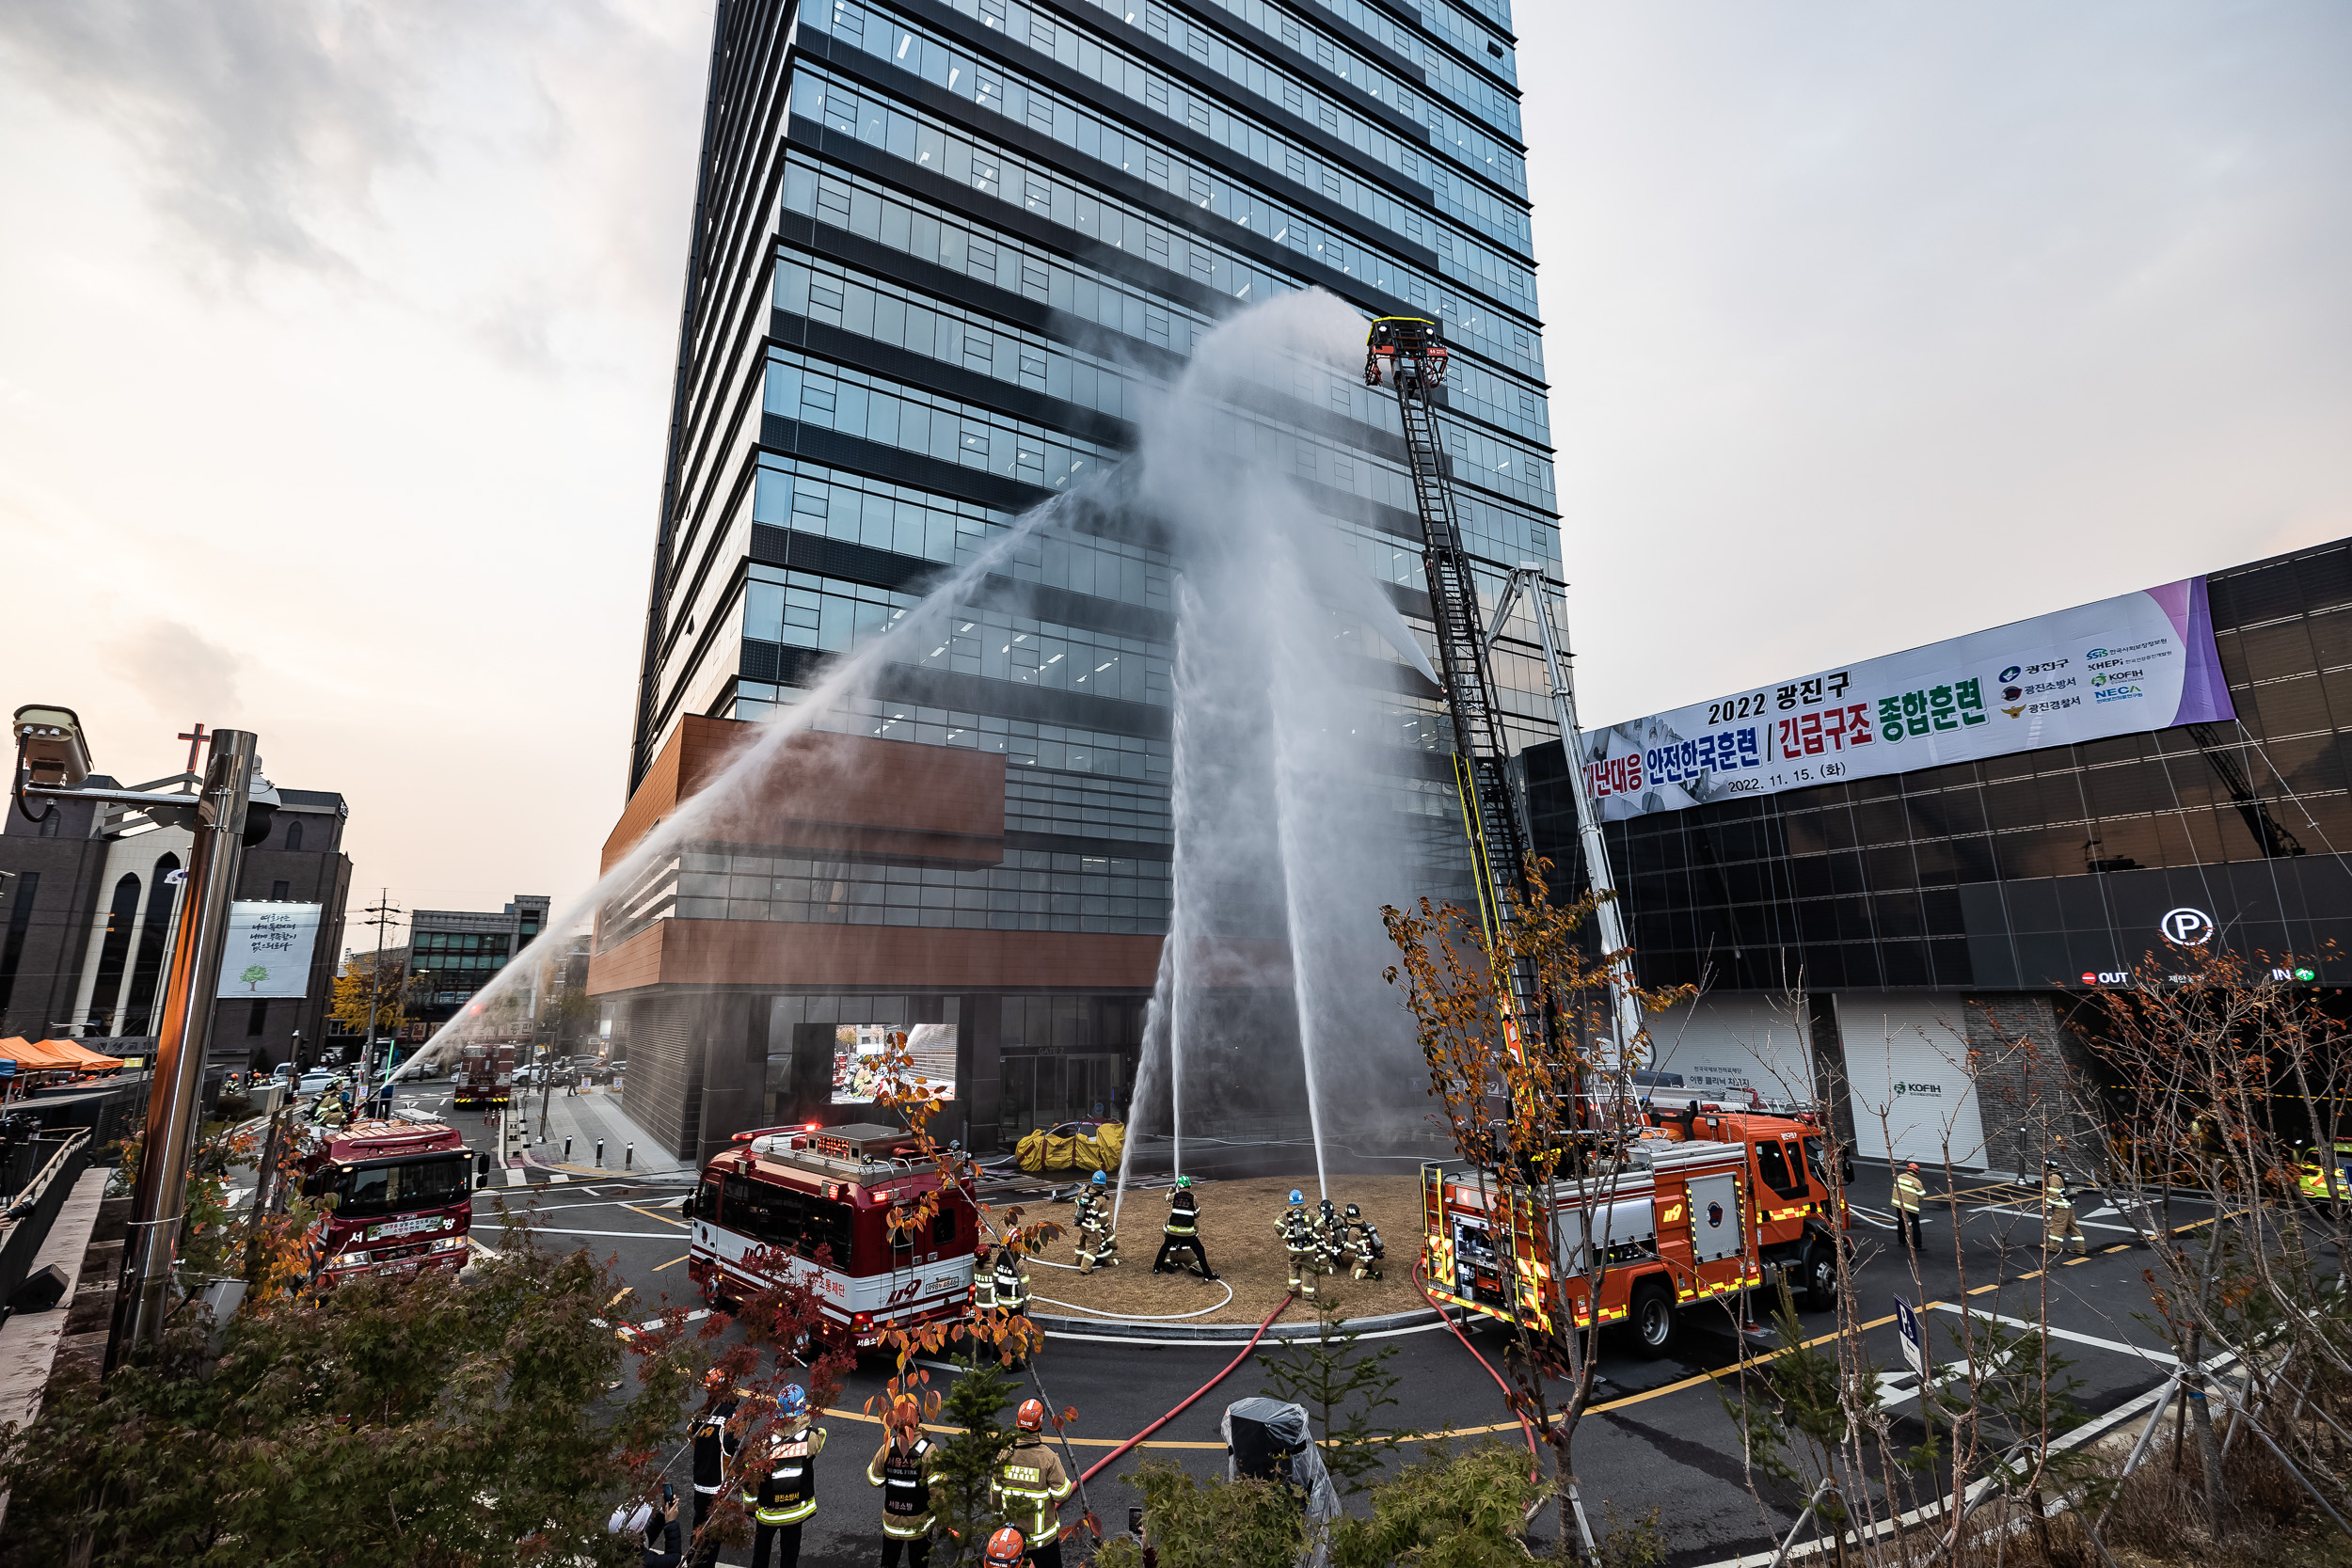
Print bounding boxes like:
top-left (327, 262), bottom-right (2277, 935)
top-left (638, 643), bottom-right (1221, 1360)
top-left (1414, 1261), bottom-right (1541, 1470)
top-left (1077, 1291), bottom-right (1296, 1484)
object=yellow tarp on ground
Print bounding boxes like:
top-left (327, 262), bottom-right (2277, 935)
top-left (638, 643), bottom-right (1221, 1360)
top-left (1014, 1122), bottom-right (1126, 1174)
top-left (1074, 1122), bottom-right (1125, 1171)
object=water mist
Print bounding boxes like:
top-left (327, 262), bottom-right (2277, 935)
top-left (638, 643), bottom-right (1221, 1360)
top-left (418, 290), bottom-right (1461, 1221)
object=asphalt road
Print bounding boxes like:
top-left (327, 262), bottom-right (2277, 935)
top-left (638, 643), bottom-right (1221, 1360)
top-left (390, 1087), bottom-right (2212, 1566)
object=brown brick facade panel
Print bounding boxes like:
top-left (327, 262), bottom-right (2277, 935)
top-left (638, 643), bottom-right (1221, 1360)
top-left (587, 919), bottom-right (1161, 995)
top-left (601, 719), bottom-right (1005, 875)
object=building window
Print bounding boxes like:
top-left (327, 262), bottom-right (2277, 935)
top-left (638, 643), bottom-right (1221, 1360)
top-left (270, 880), bottom-right (291, 901)
top-left (284, 820), bottom-right (304, 852)
top-left (247, 999), bottom-right (267, 1037)
top-left (87, 874), bottom-right (143, 1031)
top-left (122, 853), bottom-right (181, 1035)
top-left (0, 871), bottom-right (40, 1016)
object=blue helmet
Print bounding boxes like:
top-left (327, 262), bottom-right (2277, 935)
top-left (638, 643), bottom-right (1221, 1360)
top-left (1288, 1189), bottom-right (1304, 1205)
top-left (1090, 1170), bottom-right (1107, 1187)
top-left (779, 1385), bottom-right (808, 1419)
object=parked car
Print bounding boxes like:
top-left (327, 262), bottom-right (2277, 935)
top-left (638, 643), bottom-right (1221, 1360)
top-left (294, 1070), bottom-right (341, 1095)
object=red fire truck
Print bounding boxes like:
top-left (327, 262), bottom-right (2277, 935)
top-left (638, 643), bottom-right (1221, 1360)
top-left (684, 1122), bottom-right (978, 1354)
top-left (294, 1117), bottom-right (475, 1286)
top-left (452, 1040), bottom-right (516, 1111)
top-left (1421, 1110), bottom-right (1847, 1355)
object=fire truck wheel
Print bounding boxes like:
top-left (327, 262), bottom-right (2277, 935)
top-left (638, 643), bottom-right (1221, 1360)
top-left (1798, 1241), bottom-right (1837, 1312)
top-left (1629, 1279), bottom-right (1677, 1358)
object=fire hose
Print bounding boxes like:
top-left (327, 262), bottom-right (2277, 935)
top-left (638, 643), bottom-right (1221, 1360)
top-left (1076, 1290), bottom-right (1295, 1484)
top-left (1413, 1260), bottom-right (1540, 1473)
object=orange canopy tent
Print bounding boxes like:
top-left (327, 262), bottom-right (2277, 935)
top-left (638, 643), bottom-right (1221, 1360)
top-left (0, 1037), bottom-right (86, 1070)
top-left (45, 1039), bottom-right (125, 1071)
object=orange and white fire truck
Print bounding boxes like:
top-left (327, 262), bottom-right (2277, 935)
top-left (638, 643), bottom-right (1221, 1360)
top-left (1421, 1109), bottom-right (1848, 1355)
top-left (684, 1122), bottom-right (978, 1354)
top-left (294, 1117), bottom-right (475, 1286)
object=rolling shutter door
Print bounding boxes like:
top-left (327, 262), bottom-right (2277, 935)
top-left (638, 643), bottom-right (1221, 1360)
top-left (1833, 995), bottom-right (1986, 1168)
top-left (1643, 996), bottom-right (1816, 1107)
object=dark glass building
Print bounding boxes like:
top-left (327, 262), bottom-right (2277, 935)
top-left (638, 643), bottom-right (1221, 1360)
top-left (601, 0), bottom-right (1558, 1160)
top-left (1526, 536), bottom-right (2352, 1176)
top-left (409, 895), bottom-right (550, 1027)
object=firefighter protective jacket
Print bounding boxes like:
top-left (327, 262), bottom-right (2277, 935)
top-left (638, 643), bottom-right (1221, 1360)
top-left (993, 1434), bottom-right (1075, 1541)
top-left (691, 1395), bottom-right (740, 1495)
top-left (866, 1434), bottom-right (945, 1538)
top-left (1164, 1189), bottom-right (1199, 1237)
top-left (1892, 1171), bottom-right (1927, 1214)
top-left (1278, 1207), bottom-right (1313, 1252)
top-left (993, 1252), bottom-right (1030, 1310)
top-left (743, 1426), bottom-right (827, 1526)
top-left (1073, 1193), bottom-right (1111, 1234)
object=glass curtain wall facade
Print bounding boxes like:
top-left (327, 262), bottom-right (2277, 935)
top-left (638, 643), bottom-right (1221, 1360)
top-left (620, 0), bottom-right (1558, 1150)
top-left (1527, 538), bottom-right (2352, 997)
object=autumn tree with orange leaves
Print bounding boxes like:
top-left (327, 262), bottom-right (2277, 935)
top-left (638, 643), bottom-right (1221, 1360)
top-left (1383, 861), bottom-right (1690, 1560)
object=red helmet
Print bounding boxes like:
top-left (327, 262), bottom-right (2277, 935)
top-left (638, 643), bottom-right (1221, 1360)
top-left (984, 1526), bottom-right (1028, 1567)
top-left (1015, 1398), bottom-right (1045, 1433)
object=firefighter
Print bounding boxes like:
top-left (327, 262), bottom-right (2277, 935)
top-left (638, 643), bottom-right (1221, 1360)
top-left (993, 1244), bottom-right (1031, 1321)
top-left (1892, 1162), bottom-right (1928, 1250)
top-left (982, 1527), bottom-right (1032, 1568)
top-left (972, 1239), bottom-right (997, 1315)
top-left (1152, 1176), bottom-right (1216, 1278)
top-left (993, 1399), bottom-right (1075, 1568)
top-left (2042, 1162), bottom-right (2088, 1257)
top-left (1073, 1170), bottom-right (1119, 1274)
top-left (688, 1370), bottom-right (744, 1565)
top-left (1277, 1189), bottom-right (1317, 1295)
top-left (741, 1384), bottom-right (826, 1568)
top-left (1312, 1198), bottom-right (1347, 1280)
top-left (1343, 1203), bottom-right (1385, 1280)
top-left (866, 1395), bottom-right (945, 1568)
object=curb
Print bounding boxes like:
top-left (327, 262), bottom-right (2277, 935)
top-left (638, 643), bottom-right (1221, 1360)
top-left (1031, 1303), bottom-right (1455, 1343)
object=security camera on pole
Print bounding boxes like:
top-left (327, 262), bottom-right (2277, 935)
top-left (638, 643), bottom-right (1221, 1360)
top-left (11, 705), bottom-right (278, 1370)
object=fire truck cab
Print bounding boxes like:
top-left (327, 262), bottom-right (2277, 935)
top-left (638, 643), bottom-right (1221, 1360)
top-left (1422, 1111), bottom-right (1844, 1357)
top-left (294, 1117), bottom-right (474, 1286)
top-left (685, 1122), bottom-right (978, 1354)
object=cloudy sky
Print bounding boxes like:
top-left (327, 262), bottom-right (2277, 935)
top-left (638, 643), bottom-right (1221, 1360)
top-left (2, 2), bottom-right (2346, 935)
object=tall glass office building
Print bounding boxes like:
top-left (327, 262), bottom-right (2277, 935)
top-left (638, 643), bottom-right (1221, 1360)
top-left (602, 0), bottom-right (1557, 1160)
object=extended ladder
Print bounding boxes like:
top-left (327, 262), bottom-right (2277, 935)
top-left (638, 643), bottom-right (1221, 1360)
top-left (1365, 317), bottom-right (1545, 1049)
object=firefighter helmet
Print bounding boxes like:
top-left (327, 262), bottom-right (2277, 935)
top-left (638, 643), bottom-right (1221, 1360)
top-left (1288, 1189), bottom-right (1303, 1205)
top-left (1343, 1203), bottom-right (1361, 1220)
top-left (1016, 1398), bottom-right (1046, 1433)
top-left (1090, 1169), bottom-right (1107, 1187)
top-left (1906, 1162), bottom-right (1920, 1172)
top-left (703, 1367), bottom-right (727, 1390)
top-left (888, 1395), bottom-right (921, 1431)
top-left (778, 1385), bottom-right (809, 1419)
top-left (1175, 1176), bottom-right (1192, 1189)
top-left (984, 1526), bottom-right (1029, 1567)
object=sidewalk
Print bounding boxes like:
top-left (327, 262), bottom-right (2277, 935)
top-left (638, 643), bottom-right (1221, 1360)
top-left (516, 1085), bottom-right (691, 1180)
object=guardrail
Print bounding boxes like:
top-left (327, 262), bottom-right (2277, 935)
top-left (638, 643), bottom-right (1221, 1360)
top-left (0, 1129), bottom-right (95, 1305)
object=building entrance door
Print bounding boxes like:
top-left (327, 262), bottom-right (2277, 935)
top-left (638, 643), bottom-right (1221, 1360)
top-left (1064, 1053), bottom-right (1121, 1121)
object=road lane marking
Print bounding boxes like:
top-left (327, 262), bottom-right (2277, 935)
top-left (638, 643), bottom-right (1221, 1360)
top-left (625, 1203), bottom-right (689, 1228)
top-left (655, 1254), bottom-right (689, 1272)
top-left (1930, 1303), bottom-right (2177, 1366)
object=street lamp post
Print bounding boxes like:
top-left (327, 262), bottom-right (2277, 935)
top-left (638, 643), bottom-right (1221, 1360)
top-left (110, 729), bottom-right (257, 1368)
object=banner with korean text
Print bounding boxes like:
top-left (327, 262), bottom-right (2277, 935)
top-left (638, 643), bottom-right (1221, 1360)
top-left (1582, 575), bottom-right (2233, 820)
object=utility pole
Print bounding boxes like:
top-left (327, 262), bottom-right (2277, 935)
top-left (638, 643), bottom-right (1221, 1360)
top-left (358, 892), bottom-right (403, 1086)
top-left (109, 729), bottom-right (257, 1368)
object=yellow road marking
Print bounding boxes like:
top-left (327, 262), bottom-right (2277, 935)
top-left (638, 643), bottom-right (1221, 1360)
top-left (627, 1203), bottom-right (690, 1228)
top-left (656, 1254), bottom-right (690, 1273)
